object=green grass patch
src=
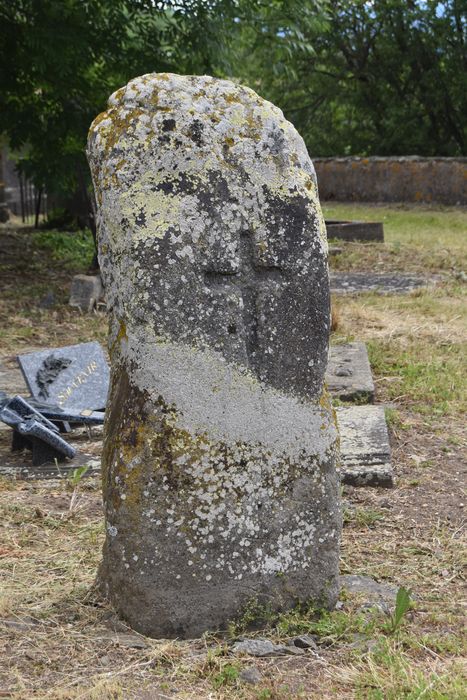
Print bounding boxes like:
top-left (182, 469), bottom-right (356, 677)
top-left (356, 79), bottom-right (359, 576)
top-left (367, 338), bottom-right (466, 416)
top-left (323, 204), bottom-right (466, 254)
top-left (34, 228), bottom-right (95, 271)
top-left (355, 638), bottom-right (466, 699)
top-left (324, 203), bottom-right (467, 272)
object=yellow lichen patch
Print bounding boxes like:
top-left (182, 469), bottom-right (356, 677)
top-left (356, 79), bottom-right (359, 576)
top-left (224, 93), bottom-right (242, 105)
top-left (112, 86), bottom-right (126, 104)
top-left (119, 174), bottom-right (184, 242)
top-left (94, 106), bottom-right (145, 161)
top-left (117, 319), bottom-right (128, 344)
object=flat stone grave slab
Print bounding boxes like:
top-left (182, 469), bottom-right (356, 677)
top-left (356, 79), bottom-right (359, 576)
top-left (336, 405), bottom-right (393, 488)
top-left (327, 342), bottom-right (374, 402)
top-left (330, 272), bottom-right (429, 295)
top-left (326, 220), bottom-right (384, 242)
top-left (17, 341), bottom-right (109, 412)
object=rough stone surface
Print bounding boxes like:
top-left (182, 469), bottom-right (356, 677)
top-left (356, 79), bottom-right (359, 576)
top-left (340, 574), bottom-right (398, 613)
top-left (326, 342), bottom-right (375, 402)
top-left (330, 273), bottom-right (430, 295)
top-left (315, 156), bottom-right (467, 205)
top-left (87, 73), bottom-right (341, 639)
top-left (69, 274), bottom-right (104, 312)
top-left (232, 639), bottom-right (304, 657)
top-left (239, 667), bottom-right (262, 685)
top-left (337, 406), bottom-right (393, 487)
top-left (288, 634), bottom-right (319, 650)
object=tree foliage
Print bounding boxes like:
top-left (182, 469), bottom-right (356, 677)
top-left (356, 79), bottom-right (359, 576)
top-left (0, 0), bottom-right (465, 215)
top-left (236, 0), bottom-right (467, 157)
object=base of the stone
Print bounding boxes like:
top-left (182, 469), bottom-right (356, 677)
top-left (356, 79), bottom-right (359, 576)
top-left (336, 405), bottom-right (393, 487)
top-left (327, 342), bottom-right (375, 402)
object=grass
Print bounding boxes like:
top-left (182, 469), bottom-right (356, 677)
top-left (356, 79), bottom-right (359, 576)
top-left (34, 228), bottom-right (95, 271)
top-left (0, 206), bottom-right (466, 698)
top-left (323, 203), bottom-right (466, 273)
top-left (331, 286), bottom-right (467, 416)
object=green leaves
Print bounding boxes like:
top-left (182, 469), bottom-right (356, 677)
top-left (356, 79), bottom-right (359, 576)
top-left (389, 586), bottom-right (412, 634)
top-left (1, 0), bottom-right (465, 221)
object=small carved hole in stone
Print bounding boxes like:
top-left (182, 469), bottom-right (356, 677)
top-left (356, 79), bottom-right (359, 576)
top-left (228, 324), bottom-right (237, 334)
top-left (257, 503), bottom-right (262, 509)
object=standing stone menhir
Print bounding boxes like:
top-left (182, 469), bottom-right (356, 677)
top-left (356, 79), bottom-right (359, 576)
top-left (87, 73), bottom-right (341, 639)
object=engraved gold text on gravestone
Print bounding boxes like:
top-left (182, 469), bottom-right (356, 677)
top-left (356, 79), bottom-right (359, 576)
top-left (57, 361), bottom-right (98, 405)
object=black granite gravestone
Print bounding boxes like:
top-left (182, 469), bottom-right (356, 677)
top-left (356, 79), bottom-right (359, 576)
top-left (0, 395), bottom-right (77, 466)
top-left (17, 341), bottom-right (109, 412)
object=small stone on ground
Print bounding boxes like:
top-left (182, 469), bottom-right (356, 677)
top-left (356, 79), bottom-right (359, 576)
top-left (232, 639), bottom-right (304, 657)
top-left (288, 634), bottom-right (319, 650)
top-left (340, 574), bottom-right (398, 613)
top-left (239, 667), bottom-right (262, 685)
top-left (69, 274), bottom-right (103, 312)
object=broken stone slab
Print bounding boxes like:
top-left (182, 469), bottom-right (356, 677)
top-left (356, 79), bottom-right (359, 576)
top-left (0, 392), bottom-right (104, 435)
top-left (330, 272), bottom-right (429, 295)
top-left (340, 574), bottom-right (398, 614)
top-left (231, 639), bottom-right (304, 657)
top-left (336, 405), bottom-right (393, 487)
top-left (69, 274), bottom-right (104, 312)
top-left (87, 73), bottom-right (341, 639)
top-left (327, 342), bottom-right (374, 402)
top-left (326, 220), bottom-right (384, 242)
top-left (17, 341), bottom-right (109, 412)
top-left (0, 396), bottom-right (77, 466)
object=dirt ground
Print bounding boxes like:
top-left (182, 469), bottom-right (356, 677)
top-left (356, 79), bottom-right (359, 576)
top-left (0, 210), bottom-right (465, 699)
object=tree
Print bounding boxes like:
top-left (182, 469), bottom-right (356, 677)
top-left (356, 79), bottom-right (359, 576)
top-left (250, 0), bottom-right (467, 156)
top-left (0, 0), bottom-right (235, 229)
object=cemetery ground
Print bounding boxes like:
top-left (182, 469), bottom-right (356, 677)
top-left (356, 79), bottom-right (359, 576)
top-left (0, 205), bottom-right (465, 699)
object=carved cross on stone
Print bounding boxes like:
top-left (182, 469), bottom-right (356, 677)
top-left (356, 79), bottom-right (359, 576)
top-left (205, 232), bottom-right (282, 371)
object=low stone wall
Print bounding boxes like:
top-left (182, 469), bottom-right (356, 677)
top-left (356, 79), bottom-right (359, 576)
top-left (314, 157), bottom-right (467, 205)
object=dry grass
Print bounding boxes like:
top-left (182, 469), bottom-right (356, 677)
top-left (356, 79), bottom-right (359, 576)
top-left (1, 210), bottom-right (466, 698)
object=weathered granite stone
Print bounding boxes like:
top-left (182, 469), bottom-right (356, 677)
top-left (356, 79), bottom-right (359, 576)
top-left (326, 342), bottom-right (375, 402)
top-left (239, 667), bottom-right (262, 684)
top-left (69, 274), bottom-right (104, 312)
top-left (340, 575), bottom-right (398, 613)
top-left (87, 73), bottom-right (341, 639)
top-left (336, 406), bottom-right (393, 487)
